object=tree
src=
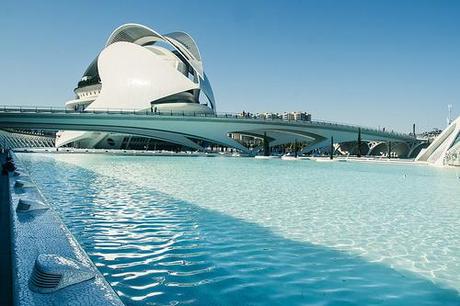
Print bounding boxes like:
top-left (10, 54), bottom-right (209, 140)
top-left (357, 128), bottom-right (362, 157)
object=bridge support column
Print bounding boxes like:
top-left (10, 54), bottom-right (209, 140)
top-left (263, 132), bottom-right (269, 156)
top-left (388, 141), bottom-right (392, 159)
top-left (330, 136), bottom-right (334, 160)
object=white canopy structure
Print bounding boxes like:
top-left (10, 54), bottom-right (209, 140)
top-left (416, 116), bottom-right (460, 166)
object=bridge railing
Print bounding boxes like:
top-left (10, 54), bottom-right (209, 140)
top-left (0, 105), bottom-right (411, 138)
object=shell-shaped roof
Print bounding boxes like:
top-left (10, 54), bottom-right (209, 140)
top-left (105, 24), bottom-right (164, 47)
top-left (105, 24), bottom-right (203, 75)
top-left (77, 23), bottom-right (216, 111)
top-left (164, 32), bottom-right (201, 62)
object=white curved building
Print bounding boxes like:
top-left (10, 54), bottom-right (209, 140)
top-left (57, 23), bottom-right (216, 149)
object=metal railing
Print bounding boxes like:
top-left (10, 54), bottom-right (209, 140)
top-left (0, 105), bottom-right (411, 138)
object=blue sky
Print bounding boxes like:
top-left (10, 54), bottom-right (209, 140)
top-left (1, 0), bottom-right (459, 132)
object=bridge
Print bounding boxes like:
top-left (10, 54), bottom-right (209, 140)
top-left (0, 106), bottom-right (420, 156)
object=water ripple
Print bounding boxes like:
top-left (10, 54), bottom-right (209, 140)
top-left (18, 154), bottom-right (460, 306)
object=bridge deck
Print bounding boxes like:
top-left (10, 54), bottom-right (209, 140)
top-left (0, 105), bottom-right (412, 140)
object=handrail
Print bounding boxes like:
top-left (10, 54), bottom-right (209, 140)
top-left (0, 105), bottom-right (411, 138)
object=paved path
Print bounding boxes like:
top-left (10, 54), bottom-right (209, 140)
top-left (0, 152), bottom-right (13, 305)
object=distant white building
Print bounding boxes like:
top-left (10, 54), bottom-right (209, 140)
top-left (257, 112), bottom-right (282, 120)
top-left (282, 112), bottom-right (311, 121)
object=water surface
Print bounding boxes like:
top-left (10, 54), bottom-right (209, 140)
top-left (18, 153), bottom-right (460, 305)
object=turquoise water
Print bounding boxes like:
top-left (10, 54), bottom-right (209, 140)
top-left (18, 153), bottom-right (460, 305)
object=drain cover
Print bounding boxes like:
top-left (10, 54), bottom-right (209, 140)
top-left (14, 180), bottom-right (33, 189)
top-left (29, 254), bottom-right (95, 293)
top-left (16, 199), bottom-right (49, 213)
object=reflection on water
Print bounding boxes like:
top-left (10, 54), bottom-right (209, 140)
top-left (19, 154), bottom-right (460, 305)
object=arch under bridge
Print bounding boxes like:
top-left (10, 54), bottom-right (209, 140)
top-left (335, 140), bottom-right (427, 158)
top-left (0, 106), bottom-right (420, 156)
